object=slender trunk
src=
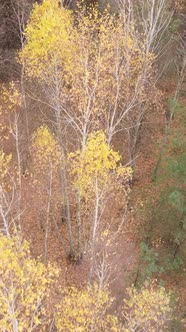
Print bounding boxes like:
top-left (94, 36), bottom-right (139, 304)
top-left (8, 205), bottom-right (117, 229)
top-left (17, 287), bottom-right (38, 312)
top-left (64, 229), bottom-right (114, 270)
top-left (152, 124), bottom-right (169, 181)
top-left (8, 283), bottom-right (19, 332)
top-left (76, 192), bottom-right (82, 261)
top-left (17, 0), bottom-right (30, 142)
top-left (0, 199), bottom-right (10, 237)
top-left (48, 61), bottom-right (74, 258)
top-left (89, 179), bottom-right (99, 282)
top-left (14, 115), bottom-right (22, 233)
top-left (20, 58), bottom-right (29, 142)
top-left (43, 164), bottom-right (53, 265)
top-left (11, 317), bottom-right (18, 332)
top-left (52, 214), bottom-right (67, 257)
top-left (55, 108), bottom-right (74, 258)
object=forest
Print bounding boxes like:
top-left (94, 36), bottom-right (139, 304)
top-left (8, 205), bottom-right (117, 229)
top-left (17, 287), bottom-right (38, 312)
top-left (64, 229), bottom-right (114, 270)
top-left (0, 0), bottom-right (185, 331)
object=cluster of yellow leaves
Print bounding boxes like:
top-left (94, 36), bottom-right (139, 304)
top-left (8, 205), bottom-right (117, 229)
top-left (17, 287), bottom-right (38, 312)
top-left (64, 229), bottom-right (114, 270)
top-left (31, 125), bottom-right (61, 172)
top-left (1, 81), bottom-right (22, 110)
top-left (0, 150), bottom-right (12, 191)
top-left (55, 283), bottom-right (119, 332)
top-left (19, 0), bottom-right (75, 79)
top-left (69, 131), bottom-right (132, 197)
top-left (123, 281), bottom-right (172, 332)
top-left (0, 234), bottom-right (58, 332)
top-left (0, 150), bottom-right (12, 181)
top-left (0, 104), bottom-right (6, 142)
top-left (0, 82), bottom-right (21, 142)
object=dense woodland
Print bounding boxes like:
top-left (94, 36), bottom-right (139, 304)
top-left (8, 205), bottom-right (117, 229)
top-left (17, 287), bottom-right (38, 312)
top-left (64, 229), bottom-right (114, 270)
top-left (0, 0), bottom-right (186, 331)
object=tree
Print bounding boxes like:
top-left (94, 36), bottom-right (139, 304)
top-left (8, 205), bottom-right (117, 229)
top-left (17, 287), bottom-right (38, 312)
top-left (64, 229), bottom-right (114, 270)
top-left (66, 6), bottom-right (153, 149)
top-left (1, 81), bottom-right (24, 230)
top-left (19, 1), bottom-right (76, 258)
top-left (31, 125), bottom-right (61, 264)
top-left (0, 150), bottom-right (13, 236)
top-left (10, 0), bottom-right (33, 142)
top-left (0, 85), bottom-right (21, 236)
top-left (0, 234), bottom-right (58, 332)
top-left (123, 281), bottom-right (173, 332)
top-left (69, 131), bottom-right (132, 274)
top-left (118, 0), bottom-right (174, 58)
top-left (0, 85), bottom-right (21, 235)
top-left (20, 0), bottom-right (74, 80)
top-left (55, 283), bottom-right (119, 332)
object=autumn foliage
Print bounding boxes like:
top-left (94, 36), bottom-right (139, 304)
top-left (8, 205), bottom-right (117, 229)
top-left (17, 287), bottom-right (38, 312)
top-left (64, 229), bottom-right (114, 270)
top-left (0, 0), bottom-right (183, 330)
top-left (55, 284), bottom-right (119, 332)
top-left (123, 282), bottom-right (173, 331)
top-left (69, 131), bottom-right (132, 198)
top-left (0, 235), bottom-right (58, 331)
top-left (0, 233), bottom-right (173, 332)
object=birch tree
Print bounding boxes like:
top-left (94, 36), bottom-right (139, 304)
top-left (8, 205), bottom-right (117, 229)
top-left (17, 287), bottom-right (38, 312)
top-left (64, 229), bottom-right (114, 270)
top-left (1, 82), bottom-right (24, 230)
top-left (55, 284), bottom-right (119, 332)
top-left (19, 0), bottom-right (76, 257)
top-left (0, 150), bottom-right (14, 236)
top-left (0, 234), bottom-right (58, 332)
top-left (123, 281), bottom-right (173, 332)
top-left (69, 131), bottom-right (132, 274)
top-left (31, 125), bottom-right (62, 264)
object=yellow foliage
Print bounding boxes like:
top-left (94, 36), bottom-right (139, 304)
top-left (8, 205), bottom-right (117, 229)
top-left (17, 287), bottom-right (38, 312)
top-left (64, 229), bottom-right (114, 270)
top-left (65, 6), bottom-right (152, 127)
top-left (20, 1), bottom-right (153, 141)
top-left (31, 125), bottom-right (61, 172)
top-left (74, 9), bottom-right (145, 89)
top-left (55, 283), bottom-right (119, 332)
top-left (1, 81), bottom-right (22, 110)
top-left (0, 234), bottom-right (58, 332)
top-left (0, 150), bottom-right (12, 182)
top-left (0, 81), bottom-right (21, 142)
top-left (19, 0), bottom-right (75, 79)
top-left (69, 131), bottom-right (131, 197)
top-left (0, 150), bottom-right (12, 191)
top-left (123, 281), bottom-right (173, 331)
